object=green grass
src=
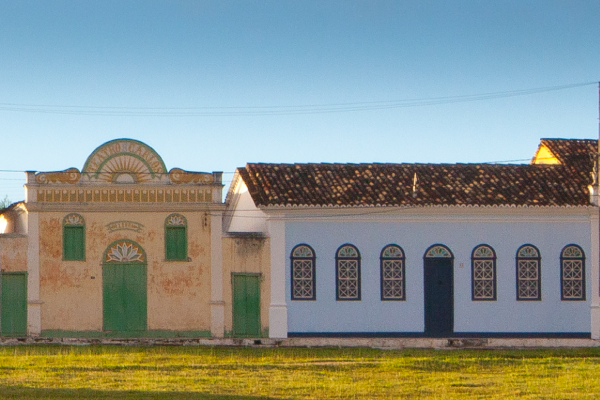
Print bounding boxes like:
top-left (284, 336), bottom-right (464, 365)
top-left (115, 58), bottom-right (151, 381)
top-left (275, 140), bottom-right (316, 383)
top-left (0, 346), bottom-right (599, 399)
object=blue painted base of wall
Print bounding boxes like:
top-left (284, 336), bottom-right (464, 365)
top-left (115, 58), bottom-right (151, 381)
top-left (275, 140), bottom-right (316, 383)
top-left (288, 332), bottom-right (591, 339)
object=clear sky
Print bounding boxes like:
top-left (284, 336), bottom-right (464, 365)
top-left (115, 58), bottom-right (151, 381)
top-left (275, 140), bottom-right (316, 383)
top-left (1, 1), bottom-right (599, 202)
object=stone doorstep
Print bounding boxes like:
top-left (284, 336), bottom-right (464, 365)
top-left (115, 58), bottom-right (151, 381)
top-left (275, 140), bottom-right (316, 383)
top-left (0, 337), bottom-right (600, 349)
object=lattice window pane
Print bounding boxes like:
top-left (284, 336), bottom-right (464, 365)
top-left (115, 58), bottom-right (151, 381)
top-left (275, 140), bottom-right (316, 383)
top-left (562, 255), bottom-right (584, 300)
top-left (518, 279), bottom-right (539, 299)
top-left (474, 280), bottom-right (494, 299)
top-left (518, 260), bottom-right (538, 279)
top-left (291, 246), bottom-right (315, 300)
top-left (472, 245), bottom-right (496, 301)
top-left (338, 260), bottom-right (359, 299)
top-left (472, 257), bottom-right (495, 300)
top-left (381, 259), bottom-right (404, 300)
top-left (516, 245), bottom-right (541, 300)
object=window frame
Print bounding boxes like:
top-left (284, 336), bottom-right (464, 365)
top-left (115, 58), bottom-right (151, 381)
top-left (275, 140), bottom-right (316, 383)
top-left (165, 213), bottom-right (188, 261)
top-left (471, 244), bottom-right (497, 301)
top-left (380, 244), bottom-right (406, 301)
top-left (516, 244), bottom-right (541, 301)
top-left (290, 244), bottom-right (316, 301)
top-left (62, 213), bottom-right (85, 261)
top-left (335, 244), bottom-right (361, 301)
top-left (560, 244), bottom-right (586, 301)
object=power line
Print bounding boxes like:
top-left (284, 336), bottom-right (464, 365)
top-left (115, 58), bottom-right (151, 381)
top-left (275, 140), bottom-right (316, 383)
top-left (0, 81), bottom-right (595, 117)
top-left (0, 154), bottom-right (582, 177)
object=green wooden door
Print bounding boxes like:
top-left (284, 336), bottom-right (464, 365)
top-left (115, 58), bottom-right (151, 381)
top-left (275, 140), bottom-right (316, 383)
top-left (103, 263), bottom-right (147, 333)
top-left (232, 274), bottom-right (261, 337)
top-left (1, 273), bottom-right (27, 336)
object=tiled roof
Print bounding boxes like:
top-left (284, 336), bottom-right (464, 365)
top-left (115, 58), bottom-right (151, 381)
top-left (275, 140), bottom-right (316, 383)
top-left (537, 138), bottom-right (597, 174)
top-left (238, 161), bottom-right (592, 208)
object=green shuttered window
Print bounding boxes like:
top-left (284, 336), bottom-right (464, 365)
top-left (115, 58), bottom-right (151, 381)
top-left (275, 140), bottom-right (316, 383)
top-left (63, 214), bottom-right (85, 261)
top-left (165, 214), bottom-right (187, 261)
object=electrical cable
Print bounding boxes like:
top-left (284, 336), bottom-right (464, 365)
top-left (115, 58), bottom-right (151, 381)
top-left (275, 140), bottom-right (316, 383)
top-left (0, 81), bottom-right (595, 117)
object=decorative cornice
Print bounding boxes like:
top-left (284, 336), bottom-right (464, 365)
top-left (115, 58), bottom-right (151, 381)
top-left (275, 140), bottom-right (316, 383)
top-left (34, 185), bottom-right (219, 204)
top-left (24, 202), bottom-right (226, 213)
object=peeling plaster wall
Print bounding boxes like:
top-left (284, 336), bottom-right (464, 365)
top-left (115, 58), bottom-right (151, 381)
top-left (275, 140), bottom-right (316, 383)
top-left (222, 237), bottom-right (270, 335)
top-left (38, 211), bottom-right (212, 333)
top-left (0, 235), bottom-right (28, 272)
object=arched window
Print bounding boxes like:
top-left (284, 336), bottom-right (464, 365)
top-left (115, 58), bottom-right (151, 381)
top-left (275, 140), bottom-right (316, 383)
top-left (63, 213), bottom-right (85, 260)
top-left (291, 244), bottom-right (316, 300)
top-left (165, 214), bottom-right (187, 261)
top-left (561, 244), bottom-right (585, 301)
top-left (380, 245), bottom-right (405, 301)
top-left (336, 244), bottom-right (360, 301)
top-left (471, 245), bottom-right (496, 301)
top-left (516, 244), bottom-right (541, 301)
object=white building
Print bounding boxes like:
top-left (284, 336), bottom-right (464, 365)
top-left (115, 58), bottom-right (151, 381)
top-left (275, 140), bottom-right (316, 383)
top-left (226, 139), bottom-right (600, 339)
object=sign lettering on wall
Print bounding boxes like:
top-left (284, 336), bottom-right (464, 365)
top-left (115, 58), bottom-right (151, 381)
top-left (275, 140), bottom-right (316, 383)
top-left (106, 221), bottom-right (144, 233)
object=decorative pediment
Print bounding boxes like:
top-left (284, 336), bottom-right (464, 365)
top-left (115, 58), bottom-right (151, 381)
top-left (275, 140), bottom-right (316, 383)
top-left (31, 139), bottom-right (223, 204)
top-left (82, 139), bottom-right (167, 184)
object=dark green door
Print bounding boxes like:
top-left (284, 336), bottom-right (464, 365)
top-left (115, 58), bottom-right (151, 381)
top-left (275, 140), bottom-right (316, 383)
top-left (103, 263), bottom-right (147, 332)
top-left (232, 274), bottom-right (261, 337)
top-left (424, 258), bottom-right (454, 336)
top-left (1, 273), bottom-right (27, 336)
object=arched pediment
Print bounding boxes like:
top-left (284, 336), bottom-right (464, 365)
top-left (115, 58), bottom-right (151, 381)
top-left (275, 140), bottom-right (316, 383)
top-left (82, 139), bottom-right (167, 183)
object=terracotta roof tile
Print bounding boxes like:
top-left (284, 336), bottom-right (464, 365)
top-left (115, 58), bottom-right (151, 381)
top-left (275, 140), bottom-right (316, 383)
top-left (239, 160), bottom-right (592, 208)
top-left (538, 138), bottom-right (597, 175)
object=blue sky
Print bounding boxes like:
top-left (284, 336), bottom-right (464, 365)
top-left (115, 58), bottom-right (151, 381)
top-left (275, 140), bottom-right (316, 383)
top-left (1, 1), bottom-right (599, 201)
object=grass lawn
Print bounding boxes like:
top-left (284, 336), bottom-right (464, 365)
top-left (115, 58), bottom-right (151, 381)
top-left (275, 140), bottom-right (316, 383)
top-left (0, 346), bottom-right (599, 399)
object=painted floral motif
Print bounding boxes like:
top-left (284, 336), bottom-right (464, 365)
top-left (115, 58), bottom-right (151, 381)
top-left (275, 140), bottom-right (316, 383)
top-left (337, 245), bottom-right (358, 258)
top-left (63, 213), bottom-right (84, 226)
top-left (292, 245), bottom-right (313, 258)
top-left (562, 245), bottom-right (583, 258)
top-left (473, 245), bottom-right (494, 258)
top-left (518, 245), bottom-right (539, 258)
top-left (166, 214), bottom-right (186, 226)
top-left (382, 245), bottom-right (403, 258)
top-left (105, 241), bottom-right (145, 263)
top-left (425, 245), bottom-right (451, 258)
